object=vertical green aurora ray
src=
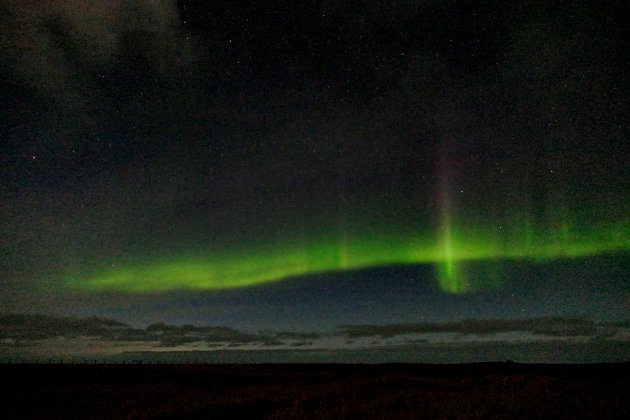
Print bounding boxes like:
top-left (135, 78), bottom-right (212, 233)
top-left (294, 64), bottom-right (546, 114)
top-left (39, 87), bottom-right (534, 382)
top-left (437, 156), bottom-right (461, 292)
top-left (439, 218), bottom-right (459, 291)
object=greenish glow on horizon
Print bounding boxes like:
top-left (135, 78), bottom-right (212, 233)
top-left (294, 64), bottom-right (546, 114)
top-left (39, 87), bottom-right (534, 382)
top-left (66, 220), bottom-right (629, 294)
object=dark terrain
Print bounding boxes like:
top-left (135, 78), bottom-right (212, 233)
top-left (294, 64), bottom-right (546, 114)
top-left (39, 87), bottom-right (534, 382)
top-left (1, 363), bottom-right (628, 419)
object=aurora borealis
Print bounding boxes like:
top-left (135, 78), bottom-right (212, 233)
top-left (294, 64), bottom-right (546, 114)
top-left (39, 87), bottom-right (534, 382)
top-left (1, 0), bottom-right (628, 343)
top-left (71, 215), bottom-right (628, 294)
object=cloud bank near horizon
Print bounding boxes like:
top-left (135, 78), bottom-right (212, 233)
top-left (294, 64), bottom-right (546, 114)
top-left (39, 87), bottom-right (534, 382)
top-left (1, 313), bottom-right (628, 363)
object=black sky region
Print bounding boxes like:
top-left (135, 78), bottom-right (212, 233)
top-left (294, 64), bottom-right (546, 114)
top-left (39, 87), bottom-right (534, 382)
top-left (0, 0), bottom-right (628, 331)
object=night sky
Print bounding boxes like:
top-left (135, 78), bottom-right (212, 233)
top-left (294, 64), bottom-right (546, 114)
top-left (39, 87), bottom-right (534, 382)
top-left (1, 0), bottom-right (628, 352)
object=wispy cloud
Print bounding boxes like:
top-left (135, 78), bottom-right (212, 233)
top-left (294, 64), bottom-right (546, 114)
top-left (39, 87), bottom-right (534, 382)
top-left (0, 0), bottom-right (192, 102)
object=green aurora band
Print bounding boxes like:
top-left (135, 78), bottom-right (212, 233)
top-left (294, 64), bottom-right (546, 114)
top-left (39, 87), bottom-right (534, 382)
top-left (67, 220), bottom-right (629, 294)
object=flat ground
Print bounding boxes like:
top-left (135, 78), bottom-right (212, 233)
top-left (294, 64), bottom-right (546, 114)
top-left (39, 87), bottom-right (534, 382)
top-left (1, 363), bottom-right (628, 419)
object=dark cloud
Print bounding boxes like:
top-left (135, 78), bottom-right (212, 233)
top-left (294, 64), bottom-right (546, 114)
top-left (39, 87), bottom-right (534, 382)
top-left (0, 314), bottom-right (255, 345)
top-left (339, 318), bottom-right (606, 338)
top-left (0, 313), bottom-right (133, 340)
top-left (259, 339), bottom-right (284, 347)
top-left (1, 314), bottom-right (629, 364)
top-left (269, 331), bottom-right (322, 340)
top-left (1, 314), bottom-right (617, 346)
top-left (146, 322), bottom-right (259, 346)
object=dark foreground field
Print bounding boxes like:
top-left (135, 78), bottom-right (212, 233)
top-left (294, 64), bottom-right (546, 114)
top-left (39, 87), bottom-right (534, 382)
top-left (1, 363), bottom-right (629, 419)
